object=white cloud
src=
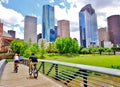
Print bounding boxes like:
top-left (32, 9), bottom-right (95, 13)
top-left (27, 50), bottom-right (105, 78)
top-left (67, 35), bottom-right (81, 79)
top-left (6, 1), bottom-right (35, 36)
top-left (37, 24), bottom-right (42, 34)
top-left (0, 3), bottom-right (24, 39)
top-left (0, 0), bottom-right (9, 4)
top-left (49, 0), bottom-right (55, 3)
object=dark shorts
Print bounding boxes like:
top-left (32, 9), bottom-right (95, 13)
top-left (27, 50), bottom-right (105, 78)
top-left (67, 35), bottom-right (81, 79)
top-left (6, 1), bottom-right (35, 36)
top-left (14, 60), bottom-right (19, 63)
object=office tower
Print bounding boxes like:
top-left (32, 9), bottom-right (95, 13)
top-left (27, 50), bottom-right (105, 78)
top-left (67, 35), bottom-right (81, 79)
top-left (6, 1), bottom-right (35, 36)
top-left (54, 26), bottom-right (58, 40)
top-left (98, 28), bottom-right (107, 47)
top-left (107, 15), bottom-right (120, 45)
top-left (8, 30), bottom-right (16, 38)
top-left (24, 16), bottom-right (37, 43)
top-left (42, 5), bottom-right (55, 42)
top-left (79, 4), bottom-right (99, 48)
top-left (37, 33), bottom-right (42, 42)
top-left (57, 20), bottom-right (70, 38)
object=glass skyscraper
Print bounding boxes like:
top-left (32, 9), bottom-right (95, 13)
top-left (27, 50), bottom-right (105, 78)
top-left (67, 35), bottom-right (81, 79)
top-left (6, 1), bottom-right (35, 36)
top-left (79, 4), bottom-right (99, 48)
top-left (42, 5), bottom-right (55, 42)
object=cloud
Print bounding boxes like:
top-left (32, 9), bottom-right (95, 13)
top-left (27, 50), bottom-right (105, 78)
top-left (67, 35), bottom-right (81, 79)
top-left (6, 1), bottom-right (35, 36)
top-left (37, 24), bottom-right (42, 34)
top-left (49, 0), bottom-right (55, 3)
top-left (0, 0), bottom-right (9, 4)
top-left (0, 3), bottom-right (24, 39)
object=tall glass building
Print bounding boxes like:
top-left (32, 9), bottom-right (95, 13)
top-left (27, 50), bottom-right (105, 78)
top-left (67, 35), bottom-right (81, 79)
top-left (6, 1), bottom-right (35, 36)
top-left (42, 5), bottom-right (55, 42)
top-left (79, 4), bottom-right (99, 48)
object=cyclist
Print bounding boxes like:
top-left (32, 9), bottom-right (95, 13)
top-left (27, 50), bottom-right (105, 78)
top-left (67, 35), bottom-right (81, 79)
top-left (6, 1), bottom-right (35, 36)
top-left (13, 53), bottom-right (20, 72)
top-left (28, 53), bottom-right (38, 75)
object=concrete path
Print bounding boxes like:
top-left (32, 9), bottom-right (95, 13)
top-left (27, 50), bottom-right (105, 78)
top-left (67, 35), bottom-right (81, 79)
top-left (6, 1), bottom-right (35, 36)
top-left (0, 62), bottom-right (66, 87)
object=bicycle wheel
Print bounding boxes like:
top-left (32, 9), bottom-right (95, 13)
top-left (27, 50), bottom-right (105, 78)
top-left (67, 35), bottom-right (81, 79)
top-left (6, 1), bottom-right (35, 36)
top-left (34, 70), bottom-right (38, 78)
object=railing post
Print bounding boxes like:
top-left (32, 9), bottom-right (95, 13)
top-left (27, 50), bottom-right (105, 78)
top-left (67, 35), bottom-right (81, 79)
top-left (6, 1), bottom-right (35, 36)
top-left (42, 62), bottom-right (45, 74)
top-left (81, 69), bottom-right (88, 87)
top-left (55, 64), bottom-right (58, 77)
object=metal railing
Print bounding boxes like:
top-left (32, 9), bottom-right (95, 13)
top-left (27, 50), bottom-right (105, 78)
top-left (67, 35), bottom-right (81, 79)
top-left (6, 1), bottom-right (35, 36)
top-left (23, 59), bottom-right (120, 87)
top-left (0, 59), bottom-right (7, 78)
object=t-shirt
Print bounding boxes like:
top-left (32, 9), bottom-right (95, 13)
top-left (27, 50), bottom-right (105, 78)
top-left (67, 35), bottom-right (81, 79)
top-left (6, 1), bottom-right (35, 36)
top-left (14, 56), bottom-right (19, 61)
top-left (29, 55), bottom-right (38, 62)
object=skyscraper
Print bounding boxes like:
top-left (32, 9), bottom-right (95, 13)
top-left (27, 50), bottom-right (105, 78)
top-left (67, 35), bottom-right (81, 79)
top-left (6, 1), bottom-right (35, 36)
top-left (24, 16), bottom-right (37, 43)
top-left (8, 30), bottom-right (16, 38)
top-left (79, 4), bottom-right (98, 48)
top-left (42, 5), bottom-right (55, 42)
top-left (57, 20), bottom-right (70, 38)
top-left (98, 28), bottom-right (107, 47)
top-left (107, 15), bottom-right (120, 45)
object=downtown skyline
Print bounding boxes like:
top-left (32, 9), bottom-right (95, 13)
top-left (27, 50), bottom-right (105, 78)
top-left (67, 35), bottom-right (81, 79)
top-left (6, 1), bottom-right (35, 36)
top-left (0, 0), bottom-right (120, 44)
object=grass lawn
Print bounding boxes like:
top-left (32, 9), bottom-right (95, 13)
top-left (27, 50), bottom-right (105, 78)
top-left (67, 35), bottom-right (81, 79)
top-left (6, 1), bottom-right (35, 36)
top-left (45, 54), bottom-right (120, 69)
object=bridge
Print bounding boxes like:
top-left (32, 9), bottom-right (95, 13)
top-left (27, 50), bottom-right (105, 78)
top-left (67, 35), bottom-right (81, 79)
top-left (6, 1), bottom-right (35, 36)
top-left (0, 59), bottom-right (120, 87)
top-left (0, 60), bottom-right (66, 87)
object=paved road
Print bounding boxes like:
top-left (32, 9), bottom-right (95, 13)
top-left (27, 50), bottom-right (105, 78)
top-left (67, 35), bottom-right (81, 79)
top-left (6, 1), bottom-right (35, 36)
top-left (0, 62), bottom-right (66, 87)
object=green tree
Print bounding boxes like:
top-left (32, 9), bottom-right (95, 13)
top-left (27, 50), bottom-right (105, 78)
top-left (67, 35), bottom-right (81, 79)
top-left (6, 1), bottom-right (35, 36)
top-left (55, 37), bottom-right (79, 54)
top-left (105, 48), bottom-right (112, 55)
top-left (81, 48), bottom-right (89, 54)
top-left (10, 40), bottom-right (28, 55)
top-left (46, 42), bottom-right (57, 53)
top-left (39, 39), bottom-right (46, 58)
top-left (97, 47), bottom-right (105, 55)
top-left (111, 45), bottom-right (117, 55)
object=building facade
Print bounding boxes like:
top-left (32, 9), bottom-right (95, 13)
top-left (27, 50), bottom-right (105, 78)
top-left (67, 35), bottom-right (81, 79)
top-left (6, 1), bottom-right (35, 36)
top-left (24, 16), bottom-right (37, 43)
top-left (107, 15), bottom-right (120, 45)
top-left (98, 28), bottom-right (107, 47)
top-left (42, 5), bottom-right (55, 42)
top-left (0, 22), bottom-right (3, 51)
top-left (0, 22), bottom-right (14, 52)
top-left (57, 20), bottom-right (70, 38)
top-left (8, 30), bottom-right (16, 38)
top-left (79, 4), bottom-right (99, 48)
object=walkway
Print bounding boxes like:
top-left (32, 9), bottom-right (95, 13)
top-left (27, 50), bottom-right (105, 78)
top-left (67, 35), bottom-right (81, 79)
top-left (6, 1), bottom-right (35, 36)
top-left (0, 62), bottom-right (66, 87)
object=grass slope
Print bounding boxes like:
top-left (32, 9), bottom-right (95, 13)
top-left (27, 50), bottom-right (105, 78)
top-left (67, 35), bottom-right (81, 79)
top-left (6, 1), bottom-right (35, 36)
top-left (46, 54), bottom-right (120, 69)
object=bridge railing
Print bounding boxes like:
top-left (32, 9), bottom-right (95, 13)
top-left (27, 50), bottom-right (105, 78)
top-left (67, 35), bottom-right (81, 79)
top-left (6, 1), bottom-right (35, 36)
top-left (23, 59), bottom-right (120, 87)
top-left (0, 59), bottom-right (7, 78)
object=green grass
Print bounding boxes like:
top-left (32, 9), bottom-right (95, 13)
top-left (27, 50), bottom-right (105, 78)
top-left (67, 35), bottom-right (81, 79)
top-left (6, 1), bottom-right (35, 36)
top-left (44, 54), bottom-right (120, 69)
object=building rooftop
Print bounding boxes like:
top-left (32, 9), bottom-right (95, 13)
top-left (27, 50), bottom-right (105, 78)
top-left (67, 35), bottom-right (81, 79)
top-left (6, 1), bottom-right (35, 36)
top-left (80, 4), bottom-right (95, 15)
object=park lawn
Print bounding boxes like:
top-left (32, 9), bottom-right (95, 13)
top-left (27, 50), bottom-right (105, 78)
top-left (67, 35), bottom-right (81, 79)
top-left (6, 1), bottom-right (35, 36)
top-left (45, 54), bottom-right (120, 69)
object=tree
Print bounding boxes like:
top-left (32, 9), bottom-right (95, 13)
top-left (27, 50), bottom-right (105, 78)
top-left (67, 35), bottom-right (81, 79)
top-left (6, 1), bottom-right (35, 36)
top-left (39, 39), bottom-right (46, 58)
top-left (105, 48), bottom-right (112, 55)
top-left (46, 42), bottom-right (57, 53)
top-left (55, 37), bottom-right (79, 54)
top-left (111, 45), bottom-right (117, 55)
top-left (97, 47), bottom-right (105, 55)
top-left (81, 48), bottom-right (89, 54)
top-left (10, 40), bottom-right (28, 55)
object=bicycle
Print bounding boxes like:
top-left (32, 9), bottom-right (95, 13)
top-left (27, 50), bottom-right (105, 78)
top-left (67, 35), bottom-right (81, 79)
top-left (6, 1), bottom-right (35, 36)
top-left (29, 64), bottom-right (38, 78)
top-left (14, 63), bottom-right (19, 73)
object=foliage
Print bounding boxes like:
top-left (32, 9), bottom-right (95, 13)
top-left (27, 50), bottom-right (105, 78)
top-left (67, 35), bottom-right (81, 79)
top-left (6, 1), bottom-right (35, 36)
top-left (97, 47), bottom-right (105, 55)
top-left (46, 42), bottom-right (57, 53)
top-left (39, 39), bottom-right (46, 58)
top-left (10, 40), bottom-right (28, 55)
top-left (23, 48), bottom-right (31, 58)
top-left (55, 37), bottom-right (79, 54)
top-left (79, 46), bottom-right (84, 53)
top-left (88, 46), bottom-right (97, 54)
top-left (81, 48), bottom-right (89, 54)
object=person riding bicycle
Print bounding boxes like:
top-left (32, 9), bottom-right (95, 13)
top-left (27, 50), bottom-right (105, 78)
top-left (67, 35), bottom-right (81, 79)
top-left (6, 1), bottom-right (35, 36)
top-left (13, 53), bottom-right (20, 72)
top-left (28, 53), bottom-right (38, 74)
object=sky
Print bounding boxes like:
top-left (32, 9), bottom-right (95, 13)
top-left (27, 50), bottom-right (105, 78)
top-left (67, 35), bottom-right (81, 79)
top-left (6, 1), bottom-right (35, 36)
top-left (0, 0), bottom-right (120, 43)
